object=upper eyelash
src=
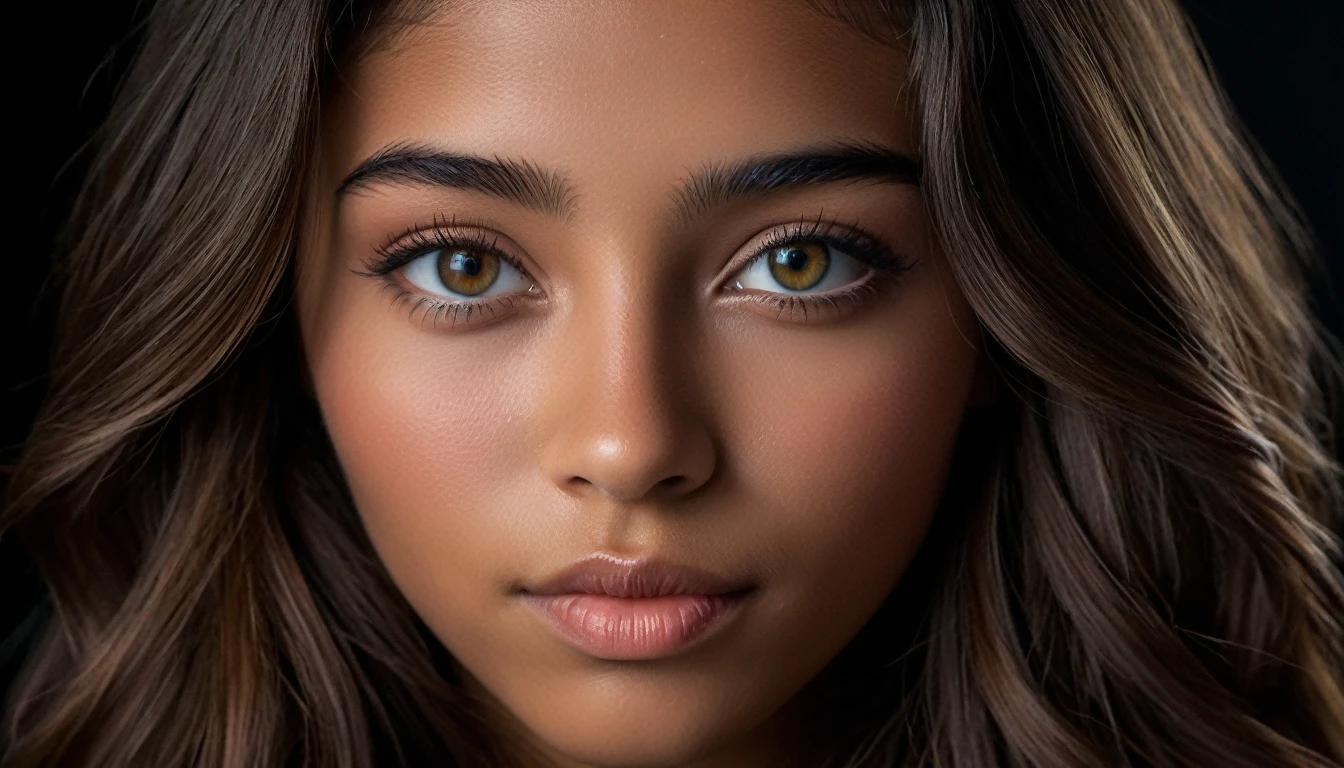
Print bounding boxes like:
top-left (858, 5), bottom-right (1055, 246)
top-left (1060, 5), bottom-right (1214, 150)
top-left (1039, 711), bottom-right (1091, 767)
top-left (739, 213), bottom-right (914, 278)
top-left (358, 213), bottom-right (530, 278)
top-left (362, 213), bottom-right (910, 285)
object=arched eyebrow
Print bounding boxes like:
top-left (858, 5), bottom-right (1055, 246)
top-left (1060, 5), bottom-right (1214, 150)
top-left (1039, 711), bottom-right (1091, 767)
top-left (670, 142), bottom-right (921, 227)
top-left (336, 140), bottom-right (920, 226)
top-left (336, 142), bottom-right (578, 219)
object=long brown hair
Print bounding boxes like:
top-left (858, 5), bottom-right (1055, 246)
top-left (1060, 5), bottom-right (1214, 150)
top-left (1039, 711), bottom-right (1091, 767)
top-left (5, 1), bottom-right (1342, 766)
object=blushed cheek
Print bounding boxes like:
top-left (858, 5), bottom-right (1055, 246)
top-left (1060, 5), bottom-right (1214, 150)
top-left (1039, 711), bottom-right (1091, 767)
top-left (301, 284), bottom-right (534, 617)
top-left (729, 303), bottom-right (978, 640)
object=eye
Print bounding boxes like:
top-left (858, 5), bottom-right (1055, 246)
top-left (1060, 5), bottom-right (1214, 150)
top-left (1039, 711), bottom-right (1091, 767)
top-left (401, 245), bottom-right (533, 300)
top-left (728, 239), bottom-right (872, 295)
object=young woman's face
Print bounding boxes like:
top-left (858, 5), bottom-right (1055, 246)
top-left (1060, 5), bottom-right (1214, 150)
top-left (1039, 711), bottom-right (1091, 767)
top-left (298, 1), bottom-right (986, 765)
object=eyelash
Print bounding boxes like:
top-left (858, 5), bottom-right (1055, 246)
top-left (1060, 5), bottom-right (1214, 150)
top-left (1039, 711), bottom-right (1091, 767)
top-left (357, 215), bottom-right (536, 329)
top-left (357, 213), bottom-right (917, 329)
top-left (727, 215), bottom-right (916, 323)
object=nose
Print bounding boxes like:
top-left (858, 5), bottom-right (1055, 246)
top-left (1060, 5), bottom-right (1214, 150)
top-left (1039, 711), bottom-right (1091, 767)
top-left (539, 289), bottom-right (717, 506)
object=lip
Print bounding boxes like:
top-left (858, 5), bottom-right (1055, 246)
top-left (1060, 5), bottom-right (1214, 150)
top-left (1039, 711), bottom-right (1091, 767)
top-left (518, 553), bottom-right (755, 660)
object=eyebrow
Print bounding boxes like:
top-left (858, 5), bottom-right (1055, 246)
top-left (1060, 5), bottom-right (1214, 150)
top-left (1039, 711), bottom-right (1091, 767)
top-left (336, 140), bottom-right (920, 225)
top-left (671, 142), bottom-right (921, 225)
top-left (336, 142), bottom-right (577, 219)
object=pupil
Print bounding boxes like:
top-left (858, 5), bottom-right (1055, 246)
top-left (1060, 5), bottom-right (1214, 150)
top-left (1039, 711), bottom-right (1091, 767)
top-left (460, 253), bottom-right (481, 276)
top-left (784, 248), bottom-right (808, 271)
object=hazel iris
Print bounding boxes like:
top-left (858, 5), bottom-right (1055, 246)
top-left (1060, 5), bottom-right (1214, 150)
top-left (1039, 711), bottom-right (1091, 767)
top-left (435, 249), bottom-right (500, 296)
top-left (768, 242), bottom-right (830, 291)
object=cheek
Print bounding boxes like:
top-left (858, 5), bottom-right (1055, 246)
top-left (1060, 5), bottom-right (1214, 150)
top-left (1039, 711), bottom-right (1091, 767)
top-left (313, 345), bottom-right (521, 509)
top-left (763, 331), bottom-right (970, 544)
top-left (717, 279), bottom-right (978, 665)
top-left (751, 351), bottom-right (966, 582)
top-left (302, 283), bottom-right (535, 622)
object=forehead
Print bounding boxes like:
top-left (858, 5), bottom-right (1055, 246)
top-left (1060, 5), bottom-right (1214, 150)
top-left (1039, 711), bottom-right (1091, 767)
top-left (323, 1), bottom-right (914, 204)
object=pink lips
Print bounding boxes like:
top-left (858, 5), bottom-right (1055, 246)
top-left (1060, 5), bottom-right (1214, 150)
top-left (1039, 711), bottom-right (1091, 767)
top-left (518, 554), bottom-right (754, 661)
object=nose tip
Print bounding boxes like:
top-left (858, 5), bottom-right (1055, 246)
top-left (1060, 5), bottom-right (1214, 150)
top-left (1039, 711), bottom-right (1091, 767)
top-left (556, 428), bottom-right (715, 504)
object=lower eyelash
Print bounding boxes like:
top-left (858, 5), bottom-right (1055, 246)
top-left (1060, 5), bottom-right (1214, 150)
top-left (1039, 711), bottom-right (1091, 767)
top-left (378, 283), bottom-right (520, 330)
top-left (384, 259), bottom-right (902, 329)
top-left (736, 276), bottom-right (888, 324)
top-left (387, 277), bottom-right (891, 330)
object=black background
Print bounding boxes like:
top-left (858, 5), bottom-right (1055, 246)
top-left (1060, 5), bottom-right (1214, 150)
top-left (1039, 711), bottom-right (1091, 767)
top-left (2, 0), bottom-right (1341, 701)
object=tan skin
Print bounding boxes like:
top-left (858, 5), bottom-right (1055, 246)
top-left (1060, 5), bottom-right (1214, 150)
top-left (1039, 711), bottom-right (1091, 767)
top-left (297, 2), bottom-right (990, 766)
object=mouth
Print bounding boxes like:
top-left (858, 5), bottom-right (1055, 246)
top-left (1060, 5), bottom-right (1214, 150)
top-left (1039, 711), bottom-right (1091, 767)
top-left (517, 553), bottom-right (756, 661)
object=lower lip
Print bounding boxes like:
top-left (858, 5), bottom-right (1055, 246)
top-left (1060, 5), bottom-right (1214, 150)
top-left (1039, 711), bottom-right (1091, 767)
top-left (520, 590), bottom-right (751, 661)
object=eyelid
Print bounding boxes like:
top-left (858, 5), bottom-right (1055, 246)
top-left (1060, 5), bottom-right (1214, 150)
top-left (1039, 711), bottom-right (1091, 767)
top-left (712, 215), bottom-right (909, 297)
top-left (351, 217), bottom-right (547, 331)
top-left (357, 214), bottom-right (541, 284)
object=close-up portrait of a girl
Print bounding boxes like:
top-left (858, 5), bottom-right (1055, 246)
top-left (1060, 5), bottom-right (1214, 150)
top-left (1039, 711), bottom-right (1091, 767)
top-left (3, 1), bottom-right (1343, 767)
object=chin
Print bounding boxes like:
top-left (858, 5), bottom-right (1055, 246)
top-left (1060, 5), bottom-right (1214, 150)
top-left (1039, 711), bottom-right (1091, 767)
top-left (541, 739), bottom-right (721, 768)
top-left (524, 703), bottom-right (743, 768)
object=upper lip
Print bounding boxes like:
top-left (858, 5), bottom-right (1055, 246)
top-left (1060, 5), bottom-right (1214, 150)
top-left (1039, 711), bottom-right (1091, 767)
top-left (522, 553), bottom-right (753, 598)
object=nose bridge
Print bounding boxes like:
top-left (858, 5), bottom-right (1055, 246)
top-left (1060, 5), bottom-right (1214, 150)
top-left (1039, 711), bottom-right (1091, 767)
top-left (541, 275), bottom-right (715, 505)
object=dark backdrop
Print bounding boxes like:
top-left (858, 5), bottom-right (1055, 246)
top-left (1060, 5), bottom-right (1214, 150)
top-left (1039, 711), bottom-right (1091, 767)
top-left (3, 0), bottom-right (1341, 705)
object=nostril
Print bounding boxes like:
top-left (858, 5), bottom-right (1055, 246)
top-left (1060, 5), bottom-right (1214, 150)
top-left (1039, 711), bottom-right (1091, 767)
top-left (565, 474), bottom-right (687, 501)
